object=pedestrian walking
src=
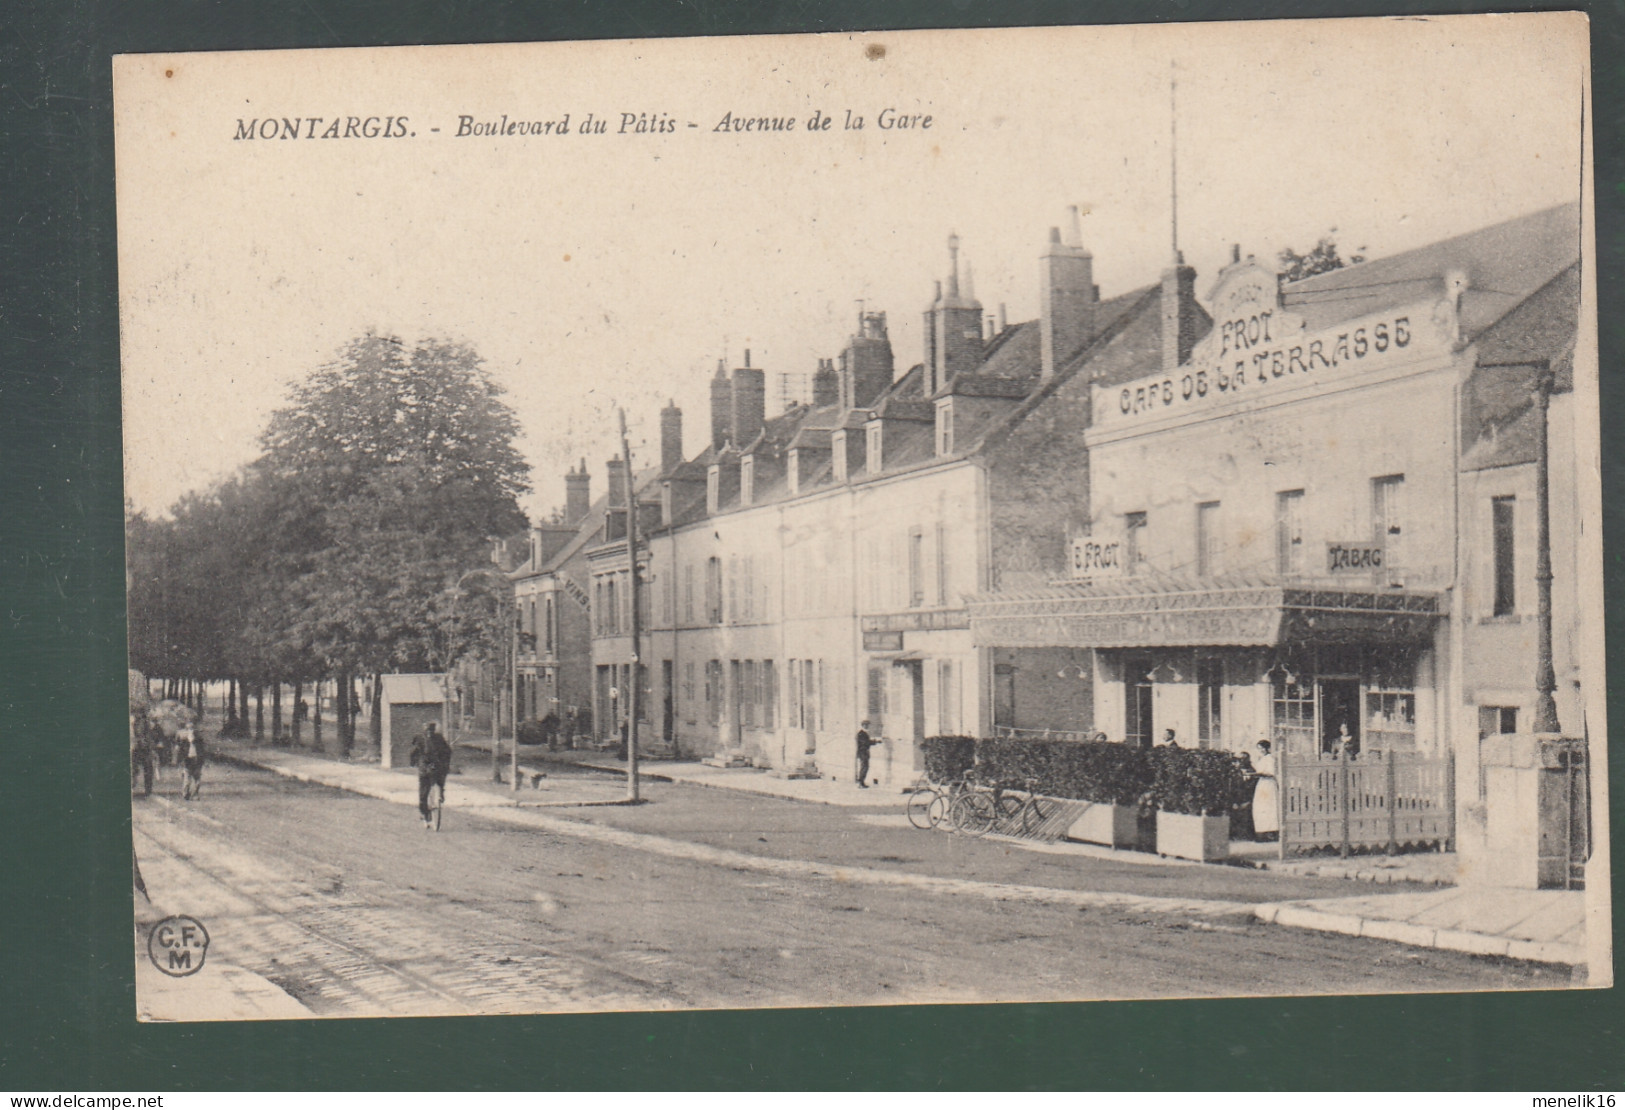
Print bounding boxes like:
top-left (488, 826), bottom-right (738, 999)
top-left (130, 713), bottom-right (155, 797)
top-left (179, 726), bottom-right (207, 800)
top-left (409, 721), bottom-right (453, 829)
top-left (1251, 739), bottom-right (1279, 841)
top-left (854, 720), bottom-right (878, 788)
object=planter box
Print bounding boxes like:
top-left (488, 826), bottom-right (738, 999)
top-left (1067, 802), bottom-right (1141, 849)
top-left (1156, 810), bottom-right (1230, 862)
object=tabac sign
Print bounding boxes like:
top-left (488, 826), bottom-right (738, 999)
top-left (1326, 540), bottom-right (1384, 574)
top-left (1095, 260), bottom-right (1457, 428)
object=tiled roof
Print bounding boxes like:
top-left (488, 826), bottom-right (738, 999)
top-left (1283, 202), bottom-right (1580, 336)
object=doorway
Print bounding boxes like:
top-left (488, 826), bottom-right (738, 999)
top-left (1320, 679), bottom-right (1361, 756)
top-left (661, 659), bottom-right (674, 742)
top-left (1125, 654), bottom-right (1153, 748)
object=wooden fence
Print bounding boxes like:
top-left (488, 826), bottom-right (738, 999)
top-left (1278, 749), bottom-right (1454, 857)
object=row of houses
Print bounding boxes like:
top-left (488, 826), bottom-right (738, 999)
top-left (481, 200), bottom-right (1591, 886)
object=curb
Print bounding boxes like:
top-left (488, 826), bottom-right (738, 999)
top-left (1252, 901), bottom-right (1584, 967)
top-left (233, 748), bottom-right (1256, 920)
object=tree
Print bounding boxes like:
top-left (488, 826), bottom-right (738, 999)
top-left (1278, 232), bottom-right (1366, 282)
top-left (125, 332), bottom-right (529, 753)
top-left (263, 333), bottom-right (530, 751)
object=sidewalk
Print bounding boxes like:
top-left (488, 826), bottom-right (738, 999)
top-left (1253, 887), bottom-right (1588, 968)
top-left (134, 844), bottom-right (312, 1022)
top-left (471, 740), bottom-right (891, 807)
top-left (220, 739), bottom-right (1588, 970)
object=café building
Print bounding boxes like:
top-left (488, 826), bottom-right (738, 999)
top-left (968, 203), bottom-right (1586, 859)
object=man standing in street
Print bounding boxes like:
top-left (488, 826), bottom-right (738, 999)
top-left (409, 720), bottom-right (453, 829)
top-left (854, 720), bottom-right (878, 789)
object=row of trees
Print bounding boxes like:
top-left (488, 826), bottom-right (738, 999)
top-left (127, 333), bottom-right (530, 753)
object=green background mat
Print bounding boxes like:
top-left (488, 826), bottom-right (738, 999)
top-left (3, 0), bottom-right (1620, 1091)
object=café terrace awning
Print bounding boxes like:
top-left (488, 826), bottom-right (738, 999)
top-left (965, 577), bottom-right (1441, 650)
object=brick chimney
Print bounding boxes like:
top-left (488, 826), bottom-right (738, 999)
top-left (843, 312), bottom-right (894, 409)
top-left (564, 458), bottom-right (590, 524)
top-left (925, 232), bottom-right (984, 395)
top-left (812, 358), bottom-right (840, 408)
top-left (1161, 259), bottom-right (1200, 372)
top-left (1040, 208), bottom-right (1097, 380)
top-left (659, 400), bottom-right (683, 474)
top-left (710, 359), bottom-right (731, 450)
top-left (730, 350), bottom-right (766, 449)
top-left (606, 456), bottom-right (628, 509)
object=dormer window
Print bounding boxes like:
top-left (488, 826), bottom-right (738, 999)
top-left (936, 398), bottom-right (955, 456)
top-left (741, 455), bottom-right (755, 506)
top-left (867, 423), bottom-right (883, 472)
top-left (707, 465), bottom-right (720, 514)
top-left (832, 431), bottom-right (848, 482)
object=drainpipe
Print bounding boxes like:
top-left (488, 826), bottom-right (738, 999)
top-left (1530, 361), bottom-right (1560, 735)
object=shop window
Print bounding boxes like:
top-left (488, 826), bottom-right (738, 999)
top-left (788, 660), bottom-right (803, 728)
top-left (1124, 512), bottom-right (1148, 573)
top-left (1197, 657), bottom-right (1223, 748)
top-left (762, 660), bottom-right (777, 729)
top-left (1364, 688), bottom-right (1417, 751)
top-left (1196, 501), bottom-right (1220, 577)
top-left (1270, 667), bottom-right (1316, 757)
top-left (1276, 490), bottom-right (1304, 575)
top-left (1492, 496), bottom-right (1516, 616)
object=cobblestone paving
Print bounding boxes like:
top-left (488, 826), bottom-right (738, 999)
top-left (136, 800), bottom-right (678, 1016)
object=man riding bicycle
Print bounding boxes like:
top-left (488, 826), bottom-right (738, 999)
top-left (408, 721), bottom-right (453, 830)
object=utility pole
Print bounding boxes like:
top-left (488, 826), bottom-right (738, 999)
top-left (619, 409), bottom-right (642, 802)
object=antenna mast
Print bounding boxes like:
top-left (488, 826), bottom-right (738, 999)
top-left (1170, 59), bottom-right (1180, 266)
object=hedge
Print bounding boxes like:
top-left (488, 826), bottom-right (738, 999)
top-left (1149, 746), bottom-right (1253, 816)
top-left (922, 735), bottom-right (977, 784)
top-left (921, 735), bottom-right (1251, 814)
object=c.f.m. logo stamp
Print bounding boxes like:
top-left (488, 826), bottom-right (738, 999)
top-left (147, 915), bottom-right (210, 977)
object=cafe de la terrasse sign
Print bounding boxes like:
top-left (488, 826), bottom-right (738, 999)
top-left (1095, 259), bottom-right (1458, 429)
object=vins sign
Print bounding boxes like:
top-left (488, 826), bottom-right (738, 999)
top-left (1070, 536), bottom-right (1124, 579)
top-left (1326, 541), bottom-right (1384, 574)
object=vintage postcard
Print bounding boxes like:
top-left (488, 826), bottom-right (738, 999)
top-left (115, 14), bottom-right (1609, 1021)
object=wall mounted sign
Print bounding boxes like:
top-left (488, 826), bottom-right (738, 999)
top-left (1326, 540), bottom-right (1385, 574)
top-left (1094, 259), bottom-right (1456, 429)
top-left (1069, 535), bottom-right (1124, 579)
top-left (863, 630), bottom-right (904, 652)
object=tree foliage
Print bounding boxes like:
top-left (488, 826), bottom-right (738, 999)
top-left (1277, 232), bottom-right (1366, 282)
top-left (126, 333), bottom-right (529, 702)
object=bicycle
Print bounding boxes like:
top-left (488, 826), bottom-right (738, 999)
top-left (999, 779), bottom-right (1055, 838)
top-left (423, 779), bottom-right (444, 831)
top-left (906, 774), bottom-right (973, 830)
